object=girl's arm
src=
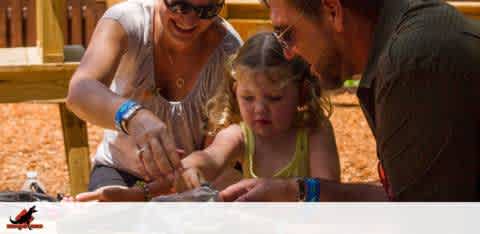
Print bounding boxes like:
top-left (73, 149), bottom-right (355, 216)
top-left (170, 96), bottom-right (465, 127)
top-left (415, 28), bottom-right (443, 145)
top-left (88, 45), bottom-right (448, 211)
top-left (182, 125), bottom-right (244, 183)
top-left (309, 120), bottom-right (341, 182)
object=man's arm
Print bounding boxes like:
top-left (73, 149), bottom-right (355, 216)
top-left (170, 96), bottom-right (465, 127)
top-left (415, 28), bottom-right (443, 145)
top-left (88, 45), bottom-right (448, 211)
top-left (316, 180), bottom-right (388, 201)
top-left (220, 177), bottom-right (388, 202)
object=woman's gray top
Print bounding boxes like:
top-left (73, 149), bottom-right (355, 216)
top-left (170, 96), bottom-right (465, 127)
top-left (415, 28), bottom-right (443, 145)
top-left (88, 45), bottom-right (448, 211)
top-left (93, 0), bottom-right (242, 177)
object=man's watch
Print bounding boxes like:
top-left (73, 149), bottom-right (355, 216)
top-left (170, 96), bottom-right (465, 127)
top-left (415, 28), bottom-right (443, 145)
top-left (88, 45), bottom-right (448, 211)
top-left (296, 177), bottom-right (306, 201)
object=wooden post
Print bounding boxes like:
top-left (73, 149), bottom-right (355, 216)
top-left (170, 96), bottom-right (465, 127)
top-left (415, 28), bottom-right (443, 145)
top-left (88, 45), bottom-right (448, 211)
top-left (25, 0), bottom-right (37, 46)
top-left (228, 19), bottom-right (271, 39)
top-left (36, 0), bottom-right (64, 63)
top-left (449, 1), bottom-right (480, 20)
top-left (84, 0), bottom-right (97, 46)
top-left (36, 0), bottom-right (91, 195)
top-left (220, 1), bottom-right (228, 18)
top-left (105, 0), bottom-right (124, 8)
top-left (59, 103), bottom-right (91, 196)
top-left (69, 0), bottom-right (83, 45)
top-left (9, 0), bottom-right (23, 47)
top-left (0, 1), bottom-right (7, 47)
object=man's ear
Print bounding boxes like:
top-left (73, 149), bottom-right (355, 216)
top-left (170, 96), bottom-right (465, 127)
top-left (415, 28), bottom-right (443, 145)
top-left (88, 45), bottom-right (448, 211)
top-left (322, 0), bottom-right (344, 33)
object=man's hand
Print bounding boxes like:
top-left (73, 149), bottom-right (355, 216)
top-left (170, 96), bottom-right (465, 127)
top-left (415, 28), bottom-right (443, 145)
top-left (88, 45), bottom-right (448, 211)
top-left (220, 178), bottom-right (298, 202)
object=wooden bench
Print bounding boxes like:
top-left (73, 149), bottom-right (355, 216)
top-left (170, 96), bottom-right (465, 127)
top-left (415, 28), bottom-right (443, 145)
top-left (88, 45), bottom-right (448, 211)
top-left (451, 1), bottom-right (480, 19)
top-left (224, 0), bottom-right (480, 38)
top-left (0, 0), bottom-right (106, 195)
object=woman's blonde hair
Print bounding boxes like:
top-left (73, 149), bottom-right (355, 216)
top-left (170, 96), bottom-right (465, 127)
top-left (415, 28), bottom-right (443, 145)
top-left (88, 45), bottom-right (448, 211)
top-left (205, 32), bottom-right (332, 135)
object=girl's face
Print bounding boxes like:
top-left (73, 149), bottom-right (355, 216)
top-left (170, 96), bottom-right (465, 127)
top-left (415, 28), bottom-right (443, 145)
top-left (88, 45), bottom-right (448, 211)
top-left (235, 72), bottom-right (299, 137)
top-left (159, 0), bottom-right (220, 46)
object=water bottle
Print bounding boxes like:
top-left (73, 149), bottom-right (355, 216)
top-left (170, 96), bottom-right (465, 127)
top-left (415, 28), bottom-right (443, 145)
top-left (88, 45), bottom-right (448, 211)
top-left (21, 171), bottom-right (47, 194)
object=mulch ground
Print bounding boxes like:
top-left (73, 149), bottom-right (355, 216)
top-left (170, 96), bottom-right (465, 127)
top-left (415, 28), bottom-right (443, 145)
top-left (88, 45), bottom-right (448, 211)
top-left (0, 91), bottom-right (377, 196)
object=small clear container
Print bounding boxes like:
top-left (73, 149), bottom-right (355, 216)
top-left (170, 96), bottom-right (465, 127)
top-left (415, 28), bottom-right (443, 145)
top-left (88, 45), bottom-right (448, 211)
top-left (21, 171), bottom-right (47, 194)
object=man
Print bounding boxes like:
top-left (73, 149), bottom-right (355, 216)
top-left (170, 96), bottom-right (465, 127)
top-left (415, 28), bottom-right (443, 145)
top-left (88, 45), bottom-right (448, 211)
top-left (220, 0), bottom-right (480, 201)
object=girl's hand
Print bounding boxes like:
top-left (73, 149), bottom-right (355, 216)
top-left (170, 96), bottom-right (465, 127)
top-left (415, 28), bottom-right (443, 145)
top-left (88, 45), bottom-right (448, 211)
top-left (127, 109), bottom-right (183, 181)
top-left (175, 167), bottom-right (208, 192)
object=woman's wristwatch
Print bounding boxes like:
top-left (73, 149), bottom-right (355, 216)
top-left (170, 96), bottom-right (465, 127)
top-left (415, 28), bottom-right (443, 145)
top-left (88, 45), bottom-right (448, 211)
top-left (114, 100), bottom-right (143, 135)
top-left (296, 177), bottom-right (321, 202)
top-left (296, 178), bottom-right (306, 201)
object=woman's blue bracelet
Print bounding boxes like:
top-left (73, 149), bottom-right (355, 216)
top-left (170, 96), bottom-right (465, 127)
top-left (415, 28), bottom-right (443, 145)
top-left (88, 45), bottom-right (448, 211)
top-left (115, 100), bottom-right (141, 135)
top-left (305, 178), bottom-right (321, 202)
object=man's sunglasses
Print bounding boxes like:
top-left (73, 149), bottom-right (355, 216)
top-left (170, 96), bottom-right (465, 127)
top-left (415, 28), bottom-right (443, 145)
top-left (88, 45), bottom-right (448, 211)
top-left (273, 26), bottom-right (294, 50)
top-left (272, 8), bottom-right (304, 50)
top-left (164, 0), bottom-right (225, 19)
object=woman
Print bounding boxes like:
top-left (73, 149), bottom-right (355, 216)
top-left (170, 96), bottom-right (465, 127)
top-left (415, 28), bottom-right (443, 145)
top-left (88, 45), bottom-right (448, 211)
top-left (66, 0), bottom-right (242, 201)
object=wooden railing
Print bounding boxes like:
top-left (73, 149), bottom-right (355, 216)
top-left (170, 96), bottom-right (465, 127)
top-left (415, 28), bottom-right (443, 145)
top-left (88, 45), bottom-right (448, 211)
top-left (0, 0), bottom-right (107, 48)
top-left (450, 1), bottom-right (480, 19)
top-left (2, 1), bottom-right (478, 46)
top-left (0, 0), bottom-right (90, 196)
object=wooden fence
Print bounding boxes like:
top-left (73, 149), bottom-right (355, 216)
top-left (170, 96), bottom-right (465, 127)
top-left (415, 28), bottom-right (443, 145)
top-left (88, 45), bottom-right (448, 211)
top-left (1, 0), bottom-right (479, 48)
top-left (0, 0), bottom-right (107, 48)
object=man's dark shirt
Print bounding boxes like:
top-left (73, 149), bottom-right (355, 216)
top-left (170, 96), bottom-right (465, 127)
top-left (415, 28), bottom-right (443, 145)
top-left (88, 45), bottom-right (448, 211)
top-left (358, 0), bottom-right (480, 201)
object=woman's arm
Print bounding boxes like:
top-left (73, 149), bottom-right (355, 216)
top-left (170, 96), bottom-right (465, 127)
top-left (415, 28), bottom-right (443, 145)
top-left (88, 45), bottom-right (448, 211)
top-left (309, 120), bottom-right (341, 181)
top-left (66, 19), bottom-right (128, 129)
top-left (182, 125), bottom-right (244, 183)
top-left (66, 18), bottom-right (181, 180)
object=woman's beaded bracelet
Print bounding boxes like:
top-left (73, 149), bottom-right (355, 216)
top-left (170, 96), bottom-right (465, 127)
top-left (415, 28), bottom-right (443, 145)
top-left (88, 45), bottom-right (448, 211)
top-left (135, 180), bottom-right (152, 201)
top-left (114, 100), bottom-right (143, 135)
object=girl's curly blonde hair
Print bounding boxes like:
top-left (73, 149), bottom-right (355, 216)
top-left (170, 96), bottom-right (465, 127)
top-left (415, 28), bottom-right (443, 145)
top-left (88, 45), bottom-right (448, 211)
top-left (205, 32), bottom-right (332, 136)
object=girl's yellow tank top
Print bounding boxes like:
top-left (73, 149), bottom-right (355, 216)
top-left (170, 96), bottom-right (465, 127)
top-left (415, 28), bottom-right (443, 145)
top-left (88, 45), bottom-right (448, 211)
top-left (240, 122), bottom-right (310, 178)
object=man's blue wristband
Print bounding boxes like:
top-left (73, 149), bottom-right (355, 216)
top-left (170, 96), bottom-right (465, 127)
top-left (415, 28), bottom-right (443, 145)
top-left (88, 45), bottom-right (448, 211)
top-left (305, 178), bottom-right (321, 202)
top-left (115, 100), bottom-right (140, 134)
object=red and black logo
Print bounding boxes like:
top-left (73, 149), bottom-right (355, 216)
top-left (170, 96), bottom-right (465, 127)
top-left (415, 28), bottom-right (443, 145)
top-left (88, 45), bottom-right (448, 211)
top-left (6, 205), bottom-right (43, 230)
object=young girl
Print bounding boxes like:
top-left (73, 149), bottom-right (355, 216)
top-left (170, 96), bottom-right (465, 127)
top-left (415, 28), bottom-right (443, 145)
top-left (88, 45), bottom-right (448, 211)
top-left (178, 32), bottom-right (340, 196)
top-left (72, 32), bottom-right (340, 202)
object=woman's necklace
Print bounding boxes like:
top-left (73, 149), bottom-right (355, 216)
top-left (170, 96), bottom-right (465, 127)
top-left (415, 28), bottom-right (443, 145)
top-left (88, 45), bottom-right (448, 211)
top-left (163, 46), bottom-right (185, 89)
top-left (153, 5), bottom-right (185, 91)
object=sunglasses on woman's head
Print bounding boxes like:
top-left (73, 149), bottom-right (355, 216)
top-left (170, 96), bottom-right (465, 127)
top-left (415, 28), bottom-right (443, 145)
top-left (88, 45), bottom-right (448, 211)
top-left (163, 0), bottom-right (225, 19)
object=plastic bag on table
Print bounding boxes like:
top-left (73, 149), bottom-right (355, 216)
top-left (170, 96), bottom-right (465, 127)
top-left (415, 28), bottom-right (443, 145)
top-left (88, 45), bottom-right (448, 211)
top-left (152, 184), bottom-right (221, 202)
top-left (0, 191), bottom-right (57, 202)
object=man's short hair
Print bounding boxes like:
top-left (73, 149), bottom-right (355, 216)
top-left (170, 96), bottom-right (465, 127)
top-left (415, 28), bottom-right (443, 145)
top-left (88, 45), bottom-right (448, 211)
top-left (261, 0), bottom-right (321, 19)
top-left (261, 0), bottom-right (381, 20)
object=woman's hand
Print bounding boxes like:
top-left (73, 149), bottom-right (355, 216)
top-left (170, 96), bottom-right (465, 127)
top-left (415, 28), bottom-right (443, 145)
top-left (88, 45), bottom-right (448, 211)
top-left (127, 109), bottom-right (183, 181)
top-left (220, 178), bottom-right (299, 202)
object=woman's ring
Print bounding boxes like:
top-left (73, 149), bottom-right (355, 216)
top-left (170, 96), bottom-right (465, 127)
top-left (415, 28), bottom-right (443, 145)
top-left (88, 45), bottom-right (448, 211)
top-left (137, 145), bottom-right (148, 156)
